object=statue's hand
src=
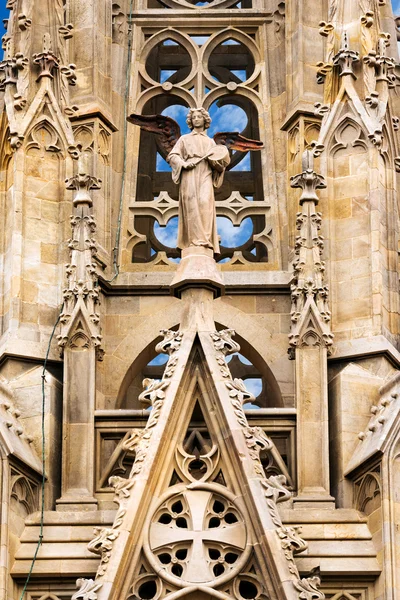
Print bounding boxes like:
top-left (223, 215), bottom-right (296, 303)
top-left (183, 161), bottom-right (196, 170)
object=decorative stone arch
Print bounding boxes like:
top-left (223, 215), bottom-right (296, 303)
top-left (0, 123), bottom-right (13, 172)
top-left (327, 115), bottom-right (368, 157)
top-left (106, 301), bottom-right (289, 408)
top-left (24, 116), bottom-right (66, 157)
top-left (354, 470), bottom-right (381, 514)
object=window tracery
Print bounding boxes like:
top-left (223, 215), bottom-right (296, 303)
top-left (128, 26), bottom-right (273, 266)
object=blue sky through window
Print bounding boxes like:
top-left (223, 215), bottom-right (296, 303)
top-left (153, 102), bottom-right (252, 250)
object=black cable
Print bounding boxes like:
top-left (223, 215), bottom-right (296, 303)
top-left (19, 303), bottom-right (64, 600)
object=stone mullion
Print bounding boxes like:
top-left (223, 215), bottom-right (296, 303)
top-left (118, 23), bottom-right (143, 270)
top-left (257, 22), bottom-right (282, 269)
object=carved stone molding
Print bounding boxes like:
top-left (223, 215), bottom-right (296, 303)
top-left (288, 151), bottom-right (333, 359)
top-left (58, 156), bottom-right (104, 359)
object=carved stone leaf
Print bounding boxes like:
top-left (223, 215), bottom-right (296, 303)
top-left (72, 579), bottom-right (102, 600)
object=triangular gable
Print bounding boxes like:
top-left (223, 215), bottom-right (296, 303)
top-left (73, 327), bottom-right (323, 600)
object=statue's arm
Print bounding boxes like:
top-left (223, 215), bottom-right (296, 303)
top-left (167, 138), bottom-right (196, 183)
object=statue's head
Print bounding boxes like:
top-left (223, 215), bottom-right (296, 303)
top-left (186, 108), bottom-right (211, 130)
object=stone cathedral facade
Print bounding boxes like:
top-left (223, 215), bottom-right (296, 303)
top-left (1, 0), bottom-right (400, 599)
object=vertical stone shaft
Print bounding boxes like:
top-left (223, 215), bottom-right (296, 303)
top-left (290, 150), bottom-right (334, 506)
top-left (59, 338), bottom-right (97, 509)
top-left (57, 163), bottom-right (102, 510)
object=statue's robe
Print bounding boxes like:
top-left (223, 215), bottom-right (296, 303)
top-left (167, 131), bottom-right (229, 253)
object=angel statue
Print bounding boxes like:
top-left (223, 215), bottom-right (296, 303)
top-left (128, 107), bottom-right (264, 254)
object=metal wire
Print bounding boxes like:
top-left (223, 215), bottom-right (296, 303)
top-left (106, 0), bottom-right (134, 283)
top-left (19, 304), bottom-right (64, 600)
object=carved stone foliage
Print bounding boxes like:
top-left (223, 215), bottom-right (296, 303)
top-left (314, 6), bottom-right (397, 166)
top-left (0, 12), bottom-right (77, 154)
top-left (207, 328), bottom-right (319, 596)
top-left (294, 577), bottom-right (325, 600)
top-left (210, 329), bottom-right (255, 426)
top-left (288, 151), bottom-right (333, 358)
top-left (88, 517), bottom-right (124, 577)
top-left (58, 154), bottom-right (103, 359)
top-left (72, 579), bottom-right (102, 600)
top-left (84, 329), bottom-right (184, 584)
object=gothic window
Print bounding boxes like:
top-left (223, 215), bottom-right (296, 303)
top-left (129, 27), bottom-right (272, 266)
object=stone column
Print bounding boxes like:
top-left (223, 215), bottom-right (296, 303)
top-left (289, 150), bottom-right (334, 507)
top-left (56, 154), bottom-right (103, 511)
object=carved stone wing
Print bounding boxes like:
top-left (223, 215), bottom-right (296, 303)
top-left (213, 131), bottom-right (264, 152)
top-left (127, 113), bottom-right (181, 154)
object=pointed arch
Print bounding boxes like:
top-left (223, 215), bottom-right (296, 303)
top-left (106, 301), bottom-right (289, 410)
top-left (328, 114), bottom-right (368, 157)
top-left (24, 116), bottom-right (65, 157)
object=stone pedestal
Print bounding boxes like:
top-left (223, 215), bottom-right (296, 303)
top-left (293, 345), bottom-right (335, 509)
top-left (56, 346), bottom-right (98, 512)
top-left (170, 247), bottom-right (225, 298)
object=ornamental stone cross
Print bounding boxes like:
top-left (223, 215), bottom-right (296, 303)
top-left (148, 490), bottom-right (246, 584)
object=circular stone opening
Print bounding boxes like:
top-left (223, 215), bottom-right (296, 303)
top-left (145, 39), bottom-right (192, 85)
top-left (138, 581), bottom-right (157, 600)
top-left (239, 580), bottom-right (258, 600)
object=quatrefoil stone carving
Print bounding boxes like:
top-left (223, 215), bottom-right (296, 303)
top-left (144, 484), bottom-right (250, 588)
